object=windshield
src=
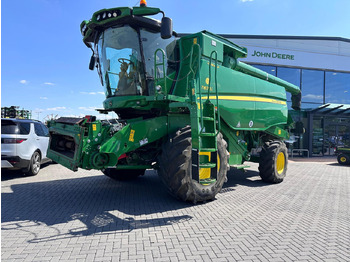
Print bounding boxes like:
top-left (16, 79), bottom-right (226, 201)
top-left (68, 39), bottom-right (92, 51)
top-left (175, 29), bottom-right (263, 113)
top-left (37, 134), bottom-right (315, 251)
top-left (96, 25), bottom-right (176, 97)
top-left (97, 26), bottom-right (144, 96)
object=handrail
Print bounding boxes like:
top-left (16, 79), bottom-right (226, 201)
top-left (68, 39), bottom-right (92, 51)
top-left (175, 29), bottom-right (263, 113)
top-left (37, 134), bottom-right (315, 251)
top-left (189, 43), bottom-right (201, 98)
top-left (189, 43), bottom-right (205, 131)
top-left (208, 51), bottom-right (221, 134)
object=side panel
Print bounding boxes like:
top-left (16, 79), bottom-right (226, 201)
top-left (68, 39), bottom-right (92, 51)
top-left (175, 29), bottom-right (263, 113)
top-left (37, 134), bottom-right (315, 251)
top-left (199, 61), bottom-right (288, 130)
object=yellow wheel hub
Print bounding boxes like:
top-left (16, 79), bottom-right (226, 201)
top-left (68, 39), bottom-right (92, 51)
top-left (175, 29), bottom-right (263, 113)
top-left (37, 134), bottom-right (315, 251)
top-left (276, 152), bottom-right (285, 174)
top-left (199, 152), bottom-right (220, 180)
top-left (340, 157), bottom-right (347, 163)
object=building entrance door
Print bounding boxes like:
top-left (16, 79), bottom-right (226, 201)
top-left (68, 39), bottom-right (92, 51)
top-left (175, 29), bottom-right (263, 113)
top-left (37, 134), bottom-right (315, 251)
top-left (324, 118), bottom-right (350, 155)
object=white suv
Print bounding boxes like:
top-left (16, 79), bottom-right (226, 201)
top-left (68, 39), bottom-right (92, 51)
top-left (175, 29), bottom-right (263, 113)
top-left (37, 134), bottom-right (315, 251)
top-left (1, 119), bottom-right (50, 175)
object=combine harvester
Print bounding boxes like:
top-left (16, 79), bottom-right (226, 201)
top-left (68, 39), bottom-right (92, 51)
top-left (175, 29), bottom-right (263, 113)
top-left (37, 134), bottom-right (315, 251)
top-left (48, 1), bottom-right (301, 203)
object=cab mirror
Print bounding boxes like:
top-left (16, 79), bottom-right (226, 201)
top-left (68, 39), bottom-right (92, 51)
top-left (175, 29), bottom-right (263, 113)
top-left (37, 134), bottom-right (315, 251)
top-left (89, 55), bottom-right (96, 70)
top-left (161, 17), bottom-right (173, 39)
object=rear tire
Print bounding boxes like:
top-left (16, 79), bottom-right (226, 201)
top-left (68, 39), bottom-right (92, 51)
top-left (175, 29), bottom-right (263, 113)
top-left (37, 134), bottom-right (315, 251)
top-left (337, 154), bottom-right (350, 165)
top-left (102, 168), bottom-right (145, 180)
top-left (259, 141), bottom-right (288, 183)
top-left (25, 151), bottom-right (41, 176)
top-left (158, 126), bottom-right (229, 203)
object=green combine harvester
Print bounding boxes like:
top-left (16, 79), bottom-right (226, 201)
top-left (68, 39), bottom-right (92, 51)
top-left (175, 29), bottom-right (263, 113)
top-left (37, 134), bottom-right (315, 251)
top-left (47, 1), bottom-right (302, 203)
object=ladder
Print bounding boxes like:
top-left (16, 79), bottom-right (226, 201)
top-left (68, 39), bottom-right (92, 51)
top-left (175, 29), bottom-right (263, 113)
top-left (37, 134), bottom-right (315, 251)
top-left (190, 47), bottom-right (221, 185)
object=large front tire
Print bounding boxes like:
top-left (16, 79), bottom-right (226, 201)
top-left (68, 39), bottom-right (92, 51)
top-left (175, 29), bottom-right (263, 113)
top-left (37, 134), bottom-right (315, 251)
top-left (102, 168), bottom-right (145, 180)
top-left (158, 126), bottom-right (229, 203)
top-left (259, 141), bottom-right (288, 183)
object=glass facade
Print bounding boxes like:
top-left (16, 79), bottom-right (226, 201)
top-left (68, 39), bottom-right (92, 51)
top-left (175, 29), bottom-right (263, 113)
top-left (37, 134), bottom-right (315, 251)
top-left (250, 63), bottom-right (350, 156)
top-left (301, 70), bottom-right (324, 105)
top-left (250, 64), bottom-right (350, 107)
top-left (277, 67), bottom-right (301, 102)
top-left (325, 72), bottom-right (350, 104)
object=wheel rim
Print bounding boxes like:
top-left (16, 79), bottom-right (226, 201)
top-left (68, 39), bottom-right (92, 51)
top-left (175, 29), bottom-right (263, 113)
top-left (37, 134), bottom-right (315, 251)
top-left (32, 153), bottom-right (41, 174)
top-left (276, 152), bottom-right (285, 174)
top-left (340, 156), bottom-right (347, 163)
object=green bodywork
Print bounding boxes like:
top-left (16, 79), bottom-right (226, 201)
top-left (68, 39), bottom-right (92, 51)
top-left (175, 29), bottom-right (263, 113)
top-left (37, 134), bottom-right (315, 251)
top-left (47, 5), bottom-right (301, 179)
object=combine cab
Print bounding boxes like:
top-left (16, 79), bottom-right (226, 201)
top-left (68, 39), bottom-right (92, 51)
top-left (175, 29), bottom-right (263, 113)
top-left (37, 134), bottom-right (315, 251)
top-left (48, 1), bottom-right (301, 203)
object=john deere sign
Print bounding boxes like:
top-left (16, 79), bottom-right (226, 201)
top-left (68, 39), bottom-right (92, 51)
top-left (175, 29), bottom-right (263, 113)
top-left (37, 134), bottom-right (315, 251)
top-left (226, 38), bottom-right (350, 73)
top-left (252, 50), bottom-right (295, 60)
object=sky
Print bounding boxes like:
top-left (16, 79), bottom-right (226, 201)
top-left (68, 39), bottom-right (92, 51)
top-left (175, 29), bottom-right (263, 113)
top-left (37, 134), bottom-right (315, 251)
top-left (2, 0), bottom-right (350, 122)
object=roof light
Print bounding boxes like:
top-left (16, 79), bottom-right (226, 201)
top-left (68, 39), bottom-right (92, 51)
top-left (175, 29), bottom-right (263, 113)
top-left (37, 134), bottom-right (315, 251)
top-left (96, 14), bottom-right (101, 21)
top-left (102, 12), bottom-right (106, 19)
top-left (113, 12), bottom-right (117, 17)
top-left (140, 0), bottom-right (147, 7)
top-left (108, 13), bottom-right (112, 18)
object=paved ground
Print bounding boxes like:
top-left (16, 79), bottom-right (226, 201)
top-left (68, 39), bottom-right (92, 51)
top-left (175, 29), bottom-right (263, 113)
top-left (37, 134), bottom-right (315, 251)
top-left (2, 160), bottom-right (350, 261)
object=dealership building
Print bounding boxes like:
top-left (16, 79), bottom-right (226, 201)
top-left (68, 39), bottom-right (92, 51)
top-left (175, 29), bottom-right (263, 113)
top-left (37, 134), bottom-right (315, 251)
top-left (218, 35), bottom-right (350, 156)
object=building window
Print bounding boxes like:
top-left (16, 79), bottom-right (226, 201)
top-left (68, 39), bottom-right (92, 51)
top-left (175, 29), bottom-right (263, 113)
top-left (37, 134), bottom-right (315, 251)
top-left (325, 72), bottom-right (350, 104)
top-left (251, 64), bottom-right (277, 76)
top-left (277, 67), bottom-right (301, 102)
top-left (301, 69), bottom-right (324, 104)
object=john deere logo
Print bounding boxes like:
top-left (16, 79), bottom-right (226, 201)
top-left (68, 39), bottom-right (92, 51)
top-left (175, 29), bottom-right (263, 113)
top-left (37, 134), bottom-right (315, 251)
top-left (205, 78), bottom-right (210, 85)
top-left (252, 50), bottom-right (295, 60)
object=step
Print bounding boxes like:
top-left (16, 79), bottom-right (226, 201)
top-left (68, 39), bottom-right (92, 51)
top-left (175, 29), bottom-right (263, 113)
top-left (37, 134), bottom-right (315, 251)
top-left (202, 117), bottom-right (214, 121)
top-left (231, 164), bottom-right (250, 170)
top-left (199, 178), bottom-right (216, 185)
top-left (199, 163), bottom-right (216, 168)
top-left (200, 148), bottom-right (216, 152)
top-left (199, 132), bottom-right (216, 137)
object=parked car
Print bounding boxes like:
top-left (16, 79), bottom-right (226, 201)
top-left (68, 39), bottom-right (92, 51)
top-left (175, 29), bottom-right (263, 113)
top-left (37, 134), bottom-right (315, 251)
top-left (1, 118), bottom-right (50, 175)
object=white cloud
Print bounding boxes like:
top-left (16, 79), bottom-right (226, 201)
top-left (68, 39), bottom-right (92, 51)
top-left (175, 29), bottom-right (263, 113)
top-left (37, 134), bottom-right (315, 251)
top-left (63, 113), bottom-right (86, 118)
top-left (80, 91), bottom-right (105, 95)
top-left (20, 80), bottom-right (28, 84)
top-left (240, 0), bottom-right (254, 2)
top-left (78, 106), bottom-right (98, 112)
top-left (303, 94), bottom-right (323, 100)
top-left (44, 82), bottom-right (55, 86)
top-left (40, 97), bottom-right (48, 100)
top-left (47, 107), bottom-right (67, 111)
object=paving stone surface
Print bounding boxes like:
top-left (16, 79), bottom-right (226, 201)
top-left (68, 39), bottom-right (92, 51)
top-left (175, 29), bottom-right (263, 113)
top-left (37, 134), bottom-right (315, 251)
top-left (2, 160), bottom-right (350, 261)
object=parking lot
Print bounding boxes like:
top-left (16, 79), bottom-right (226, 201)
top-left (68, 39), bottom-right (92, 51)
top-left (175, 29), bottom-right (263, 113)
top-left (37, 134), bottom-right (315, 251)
top-left (2, 159), bottom-right (350, 261)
